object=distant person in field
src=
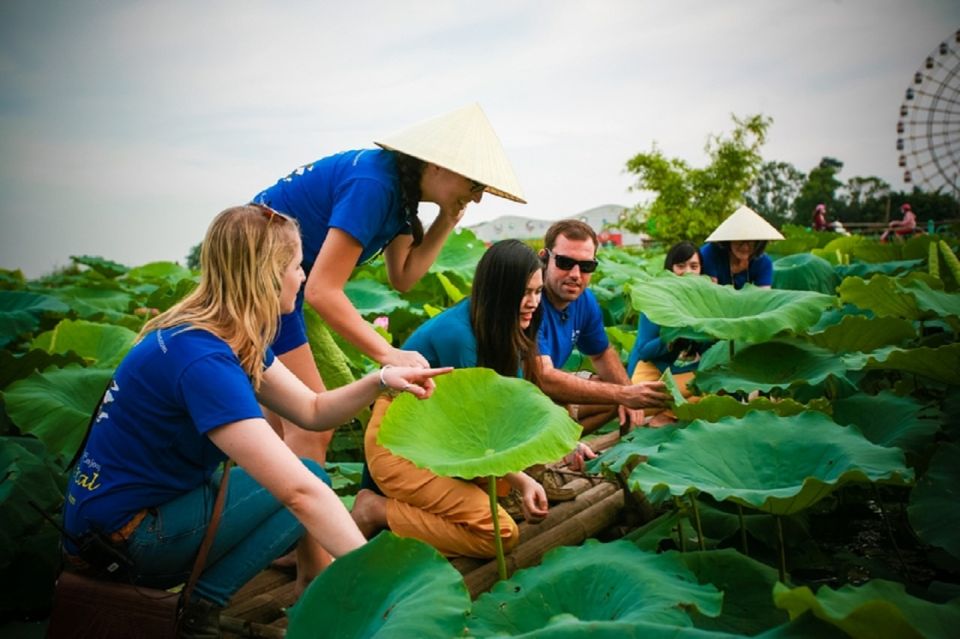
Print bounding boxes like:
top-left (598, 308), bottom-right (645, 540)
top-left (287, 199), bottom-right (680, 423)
top-left (881, 203), bottom-right (918, 242)
top-left (353, 240), bottom-right (550, 558)
top-left (535, 220), bottom-right (668, 435)
top-left (627, 241), bottom-right (712, 426)
top-left (699, 205), bottom-right (784, 289)
top-left (61, 205), bottom-right (448, 637)
top-left (250, 104), bottom-right (524, 474)
top-left (812, 203), bottom-right (829, 231)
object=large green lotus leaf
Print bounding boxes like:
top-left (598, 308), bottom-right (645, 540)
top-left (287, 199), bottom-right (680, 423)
top-left (899, 278), bottom-right (960, 331)
top-left (344, 278), bottom-right (409, 318)
top-left (680, 549), bottom-right (789, 635)
top-left (428, 227), bottom-right (486, 281)
top-left (286, 532), bottom-right (470, 639)
top-left (674, 394), bottom-right (831, 422)
top-left (50, 285), bottom-right (135, 319)
top-left (469, 620), bottom-right (743, 638)
top-left (835, 259), bottom-right (924, 280)
top-left (861, 343), bottom-right (960, 386)
top-left (586, 426), bottom-right (681, 475)
top-left (661, 369), bottom-right (687, 406)
top-left (625, 509), bottom-right (685, 551)
top-left (31, 319), bottom-right (136, 369)
top-left (0, 291), bottom-right (70, 348)
top-left (379, 368), bottom-right (581, 479)
top-left (144, 278), bottom-right (199, 313)
top-left (908, 442), bottom-right (960, 560)
top-left (70, 254), bottom-right (129, 278)
top-left (435, 271), bottom-right (466, 304)
top-left (773, 579), bottom-right (960, 639)
top-left (303, 306), bottom-right (356, 390)
top-left (807, 303), bottom-right (872, 333)
top-left (803, 315), bottom-right (916, 353)
top-left (466, 540), bottom-right (722, 636)
top-left (630, 273), bottom-right (836, 344)
top-left (123, 261), bottom-right (193, 284)
top-left (694, 499), bottom-right (811, 553)
top-left (837, 274), bottom-right (954, 325)
top-left (2, 366), bottom-right (114, 463)
top-left (0, 349), bottom-right (85, 390)
top-left (692, 340), bottom-right (858, 395)
top-left (627, 412), bottom-right (913, 514)
top-left (851, 242), bottom-right (904, 264)
top-left (773, 253), bottom-right (841, 294)
top-left (832, 392), bottom-right (941, 456)
top-left (767, 236), bottom-right (820, 257)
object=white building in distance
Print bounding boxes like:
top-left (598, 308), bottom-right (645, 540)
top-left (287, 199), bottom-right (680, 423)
top-left (468, 204), bottom-right (648, 246)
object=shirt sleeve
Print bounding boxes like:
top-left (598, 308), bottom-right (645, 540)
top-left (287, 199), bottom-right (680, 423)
top-left (575, 292), bottom-right (610, 356)
top-left (179, 353), bottom-right (265, 434)
top-left (627, 313), bottom-right (667, 376)
top-left (329, 177), bottom-right (398, 250)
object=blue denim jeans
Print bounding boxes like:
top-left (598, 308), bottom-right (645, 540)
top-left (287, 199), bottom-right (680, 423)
top-left (125, 458), bottom-right (329, 606)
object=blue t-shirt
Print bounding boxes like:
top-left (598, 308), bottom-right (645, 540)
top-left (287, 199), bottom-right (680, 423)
top-left (63, 327), bottom-right (273, 550)
top-left (699, 242), bottom-right (773, 289)
top-left (537, 290), bottom-right (609, 368)
top-left (626, 313), bottom-right (705, 376)
top-left (402, 300), bottom-right (477, 368)
top-left (252, 149), bottom-right (412, 270)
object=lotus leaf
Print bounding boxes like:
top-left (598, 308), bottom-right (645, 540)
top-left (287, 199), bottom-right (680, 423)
top-left (604, 326), bottom-right (636, 356)
top-left (804, 315), bottom-right (916, 353)
top-left (123, 261), bottom-right (192, 284)
top-left (832, 392), bottom-right (941, 455)
top-left (378, 368), bottom-right (581, 479)
top-left (837, 274), bottom-right (958, 328)
top-left (470, 620), bottom-right (744, 638)
top-left (31, 319), bottom-right (136, 368)
top-left (625, 509), bottom-right (685, 551)
top-left (3, 366), bottom-right (114, 462)
top-left (692, 340), bottom-right (858, 395)
top-left (466, 541), bottom-right (722, 635)
top-left (0, 291), bottom-right (70, 348)
top-left (773, 579), bottom-right (960, 639)
top-left (304, 306), bottom-right (357, 391)
top-left (861, 343), bottom-right (960, 386)
top-left (144, 278), bottom-right (199, 313)
top-left (674, 395), bottom-right (831, 422)
top-left (70, 254), bottom-right (129, 278)
top-left (835, 259), bottom-right (925, 280)
top-left (694, 499), bottom-right (810, 553)
top-left (630, 273), bottom-right (836, 344)
top-left (0, 349), bottom-right (85, 390)
top-left (908, 442), bottom-right (960, 560)
top-left (286, 532), bottom-right (470, 639)
top-left (586, 426), bottom-right (681, 475)
top-left (627, 412), bottom-right (913, 514)
top-left (899, 278), bottom-right (960, 332)
top-left (661, 369), bottom-right (686, 406)
top-left (427, 227), bottom-right (486, 280)
top-left (435, 271), bottom-right (466, 304)
top-left (344, 279), bottom-right (409, 317)
top-left (680, 549), bottom-right (789, 635)
top-left (773, 253), bottom-right (840, 294)
top-left (767, 236), bottom-right (820, 256)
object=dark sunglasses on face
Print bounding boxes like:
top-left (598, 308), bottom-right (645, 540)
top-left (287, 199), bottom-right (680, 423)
top-left (548, 249), bottom-right (598, 273)
top-left (469, 179), bottom-right (486, 194)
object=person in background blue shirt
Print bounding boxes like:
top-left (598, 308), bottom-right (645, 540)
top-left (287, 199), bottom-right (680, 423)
top-left (63, 204), bottom-right (448, 637)
top-left (699, 205), bottom-right (783, 289)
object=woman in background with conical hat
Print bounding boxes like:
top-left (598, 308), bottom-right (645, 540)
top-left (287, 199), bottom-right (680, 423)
top-left (251, 104), bottom-right (524, 469)
top-left (699, 205), bottom-right (784, 290)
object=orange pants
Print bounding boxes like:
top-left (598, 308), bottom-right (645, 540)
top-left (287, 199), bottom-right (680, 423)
top-left (630, 362), bottom-right (696, 415)
top-left (364, 397), bottom-right (520, 558)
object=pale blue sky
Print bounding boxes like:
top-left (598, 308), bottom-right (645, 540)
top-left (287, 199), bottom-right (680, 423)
top-left (1, 0), bottom-right (958, 276)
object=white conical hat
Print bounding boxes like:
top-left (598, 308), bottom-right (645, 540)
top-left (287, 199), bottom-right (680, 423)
top-left (374, 103), bottom-right (526, 204)
top-left (705, 205), bottom-right (784, 242)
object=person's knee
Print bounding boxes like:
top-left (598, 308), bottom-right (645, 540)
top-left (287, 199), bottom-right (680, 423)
top-left (299, 457), bottom-right (332, 487)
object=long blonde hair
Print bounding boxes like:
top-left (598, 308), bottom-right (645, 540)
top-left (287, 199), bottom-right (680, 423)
top-left (140, 204), bottom-right (300, 390)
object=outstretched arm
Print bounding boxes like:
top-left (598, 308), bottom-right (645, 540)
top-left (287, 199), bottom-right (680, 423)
top-left (536, 354), bottom-right (668, 409)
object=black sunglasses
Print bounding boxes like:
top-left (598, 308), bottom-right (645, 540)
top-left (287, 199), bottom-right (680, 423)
top-left (469, 179), bottom-right (486, 194)
top-left (547, 250), bottom-right (598, 273)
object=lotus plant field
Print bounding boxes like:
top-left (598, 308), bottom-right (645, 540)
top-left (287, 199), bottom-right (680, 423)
top-left (2, 225), bottom-right (959, 637)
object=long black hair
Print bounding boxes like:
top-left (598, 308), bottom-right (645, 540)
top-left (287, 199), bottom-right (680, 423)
top-left (392, 151), bottom-right (426, 247)
top-left (470, 240), bottom-right (542, 385)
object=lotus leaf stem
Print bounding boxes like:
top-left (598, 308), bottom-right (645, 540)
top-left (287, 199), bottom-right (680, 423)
top-left (738, 504), bottom-right (749, 555)
top-left (673, 496), bottom-right (686, 552)
top-left (728, 340), bottom-right (736, 360)
top-left (872, 484), bottom-right (910, 578)
top-left (487, 475), bottom-right (507, 581)
top-left (688, 494), bottom-right (705, 551)
top-left (776, 515), bottom-right (787, 583)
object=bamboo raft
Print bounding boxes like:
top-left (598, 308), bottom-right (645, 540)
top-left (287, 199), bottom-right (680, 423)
top-left (220, 431), bottom-right (634, 638)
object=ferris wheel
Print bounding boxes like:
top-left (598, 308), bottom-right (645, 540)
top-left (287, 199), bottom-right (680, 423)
top-left (896, 29), bottom-right (960, 197)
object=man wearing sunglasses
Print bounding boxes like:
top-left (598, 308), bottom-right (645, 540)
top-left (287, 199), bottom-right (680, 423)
top-left (537, 220), bottom-right (668, 435)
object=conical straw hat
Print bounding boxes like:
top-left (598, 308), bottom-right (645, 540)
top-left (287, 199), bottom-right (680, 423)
top-left (705, 205), bottom-right (784, 242)
top-left (374, 103), bottom-right (526, 204)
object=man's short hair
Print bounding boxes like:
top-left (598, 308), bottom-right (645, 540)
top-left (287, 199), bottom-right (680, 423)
top-left (544, 219), bottom-right (599, 253)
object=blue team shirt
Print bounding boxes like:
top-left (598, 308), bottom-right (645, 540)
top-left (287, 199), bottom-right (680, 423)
top-left (626, 313), bottom-right (705, 376)
top-left (402, 300), bottom-right (477, 368)
top-left (252, 149), bottom-right (411, 270)
top-left (63, 327), bottom-right (273, 550)
top-left (699, 242), bottom-right (773, 289)
top-left (537, 290), bottom-right (609, 368)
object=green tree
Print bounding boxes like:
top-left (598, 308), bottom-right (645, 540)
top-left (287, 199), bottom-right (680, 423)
top-left (841, 176), bottom-right (891, 224)
top-left (622, 114), bottom-right (772, 246)
top-left (745, 160), bottom-right (806, 227)
top-left (793, 157), bottom-right (844, 222)
top-left (186, 243), bottom-right (201, 271)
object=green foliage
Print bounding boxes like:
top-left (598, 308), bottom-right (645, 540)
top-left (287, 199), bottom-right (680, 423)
top-left (772, 253), bottom-right (841, 294)
top-left (745, 160), bottom-right (806, 227)
top-left (793, 157), bottom-right (844, 222)
top-left (623, 114), bottom-right (772, 246)
top-left (908, 443), bottom-right (960, 560)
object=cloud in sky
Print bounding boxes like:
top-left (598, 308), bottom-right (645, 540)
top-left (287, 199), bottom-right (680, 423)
top-left (1, 0), bottom-right (958, 276)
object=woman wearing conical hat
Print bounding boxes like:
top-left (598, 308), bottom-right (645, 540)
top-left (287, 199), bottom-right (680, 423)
top-left (250, 104), bottom-right (524, 470)
top-left (699, 205), bottom-right (784, 290)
